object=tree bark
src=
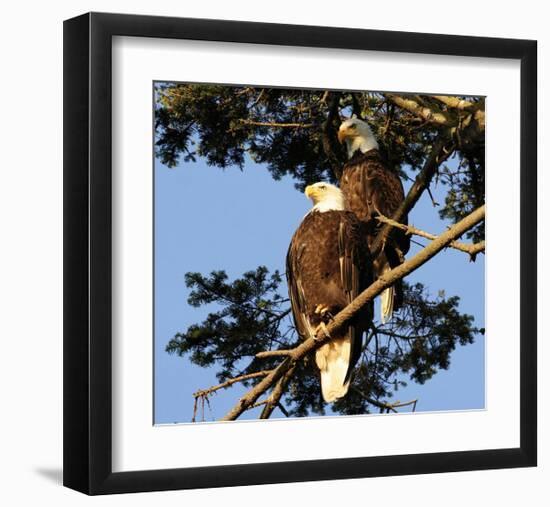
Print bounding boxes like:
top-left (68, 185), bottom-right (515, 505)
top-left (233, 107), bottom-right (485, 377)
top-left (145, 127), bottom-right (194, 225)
top-left (386, 94), bottom-right (453, 126)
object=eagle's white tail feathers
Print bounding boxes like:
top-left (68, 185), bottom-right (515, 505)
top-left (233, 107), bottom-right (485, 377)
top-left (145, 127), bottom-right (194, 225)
top-left (380, 262), bottom-right (395, 323)
top-left (380, 286), bottom-right (394, 324)
top-left (315, 338), bottom-right (351, 403)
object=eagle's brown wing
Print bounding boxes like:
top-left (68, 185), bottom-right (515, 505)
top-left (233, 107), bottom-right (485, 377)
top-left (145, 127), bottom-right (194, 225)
top-left (338, 213), bottom-right (373, 382)
top-left (286, 239), bottom-right (315, 342)
top-left (340, 150), bottom-right (410, 256)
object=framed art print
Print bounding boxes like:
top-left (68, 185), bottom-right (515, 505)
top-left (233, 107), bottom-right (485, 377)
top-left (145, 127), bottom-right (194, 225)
top-left (63, 12), bottom-right (537, 494)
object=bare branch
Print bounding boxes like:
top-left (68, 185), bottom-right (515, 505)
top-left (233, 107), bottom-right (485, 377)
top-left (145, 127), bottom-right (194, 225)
top-left (248, 399), bottom-right (269, 410)
top-left (220, 205), bottom-right (485, 421)
top-left (352, 387), bottom-right (418, 413)
top-left (376, 215), bottom-right (485, 259)
top-left (249, 88), bottom-right (265, 108)
top-left (256, 350), bottom-right (293, 359)
top-left (426, 185), bottom-right (440, 207)
top-left (193, 370), bottom-right (272, 399)
top-left (387, 398), bottom-right (418, 412)
top-left (277, 403), bottom-right (290, 417)
top-left (238, 119), bottom-right (314, 128)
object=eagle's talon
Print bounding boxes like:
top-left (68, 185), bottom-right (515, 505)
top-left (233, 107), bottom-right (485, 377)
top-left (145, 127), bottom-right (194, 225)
top-left (395, 247), bottom-right (405, 264)
top-left (315, 304), bottom-right (332, 319)
top-left (314, 322), bottom-right (331, 342)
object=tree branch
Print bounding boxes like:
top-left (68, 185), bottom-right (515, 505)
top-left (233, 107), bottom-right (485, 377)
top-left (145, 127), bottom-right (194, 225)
top-left (248, 399), bottom-right (269, 410)
top-left (190, 275), bottom-right (290, 321)
top-left (220, 205), bottom-right (485, 421)
top-left (352, 387), bottom-right (418, 413)
top-left (259, 364), bottom-right (297, 419)
top-left (386, 94), bottom-right (453, 126)
top-left (369, 136), bottom-right (454, 258)
top-left (238, 119), bottom-right (314, 128)
top-left (432, 95), bottom-right (476, 111)
top-left (376, 215), bottom-right (485, 260)
top-left (193, 370), bottom-right (272, 400)
top-left (256, 349), bottom-right (293, 359)
top-left (434, 95), bottom-right (485, 135)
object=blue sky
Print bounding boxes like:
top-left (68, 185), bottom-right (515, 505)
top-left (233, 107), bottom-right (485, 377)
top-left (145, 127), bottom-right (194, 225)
top-left (153, 158), bottom-right (485, 424)
top-left (153, 115), bottom-right (485, 426)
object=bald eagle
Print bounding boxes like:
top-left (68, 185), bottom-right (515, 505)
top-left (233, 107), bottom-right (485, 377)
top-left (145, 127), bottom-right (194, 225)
top-left (286, 182), bottom-right (373, 402)
top-left (337, 117), bottom-right (410, 323)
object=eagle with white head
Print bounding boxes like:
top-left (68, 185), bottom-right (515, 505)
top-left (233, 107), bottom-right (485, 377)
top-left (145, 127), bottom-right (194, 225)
top-left (337, 116), bottom-right (410, 323)
top-left (286, 182), bottom-right (373, 402)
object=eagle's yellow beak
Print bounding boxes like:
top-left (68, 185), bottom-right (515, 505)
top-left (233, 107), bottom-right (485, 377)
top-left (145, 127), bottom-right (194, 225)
top-left (305, 185), bottom-right (315, 199)
top-left (337, 128), bottom-right (348, 144)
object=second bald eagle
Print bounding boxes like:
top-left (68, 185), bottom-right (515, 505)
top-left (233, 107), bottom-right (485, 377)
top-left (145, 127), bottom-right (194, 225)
top-left (338, 117), bottom-right (410, 323)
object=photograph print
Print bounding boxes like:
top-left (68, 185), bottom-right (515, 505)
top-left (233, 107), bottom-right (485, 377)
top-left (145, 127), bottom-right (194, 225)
top-left (154, 84), bottom-right (486, 424)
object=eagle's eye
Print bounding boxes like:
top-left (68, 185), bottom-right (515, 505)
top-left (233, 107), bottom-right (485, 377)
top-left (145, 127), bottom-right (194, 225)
top-left (349, 124), bottom-right (357, 129)
top-left (319, 185), bottom-right (326, 190)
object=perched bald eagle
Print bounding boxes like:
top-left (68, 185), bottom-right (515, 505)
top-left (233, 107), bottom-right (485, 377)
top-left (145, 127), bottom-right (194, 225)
top-left (337, 117), bottom-right (410, 323)
top-left (286, 182), bottom-right (373, 402)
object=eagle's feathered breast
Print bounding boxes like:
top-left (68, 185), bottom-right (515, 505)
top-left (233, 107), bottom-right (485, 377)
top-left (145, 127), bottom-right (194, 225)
top-left (340, 149), bottom-right (410, 255)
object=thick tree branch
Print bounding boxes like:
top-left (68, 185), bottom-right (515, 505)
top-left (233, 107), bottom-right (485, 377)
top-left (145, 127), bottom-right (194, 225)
top-left (376, 215), bottom-right (485, 260)
top-left (259, 364), bottom-right (297, 419)
top-left (432, 95), bottom-right (476, 111)
top-left (386, 94), bottom-right (453, 126)
top-left (472, 109), bottom-right (486, 131)
top-left (432, 95), bottom-right (486, 131)
top-left (387, 94), bottom-right (485, 137)
top-left (220, 205), bottom-right (485, 421)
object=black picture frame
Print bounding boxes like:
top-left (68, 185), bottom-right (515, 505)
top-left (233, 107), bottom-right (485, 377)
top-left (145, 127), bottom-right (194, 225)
top-left (63, 12), bottom-right (537, 495)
